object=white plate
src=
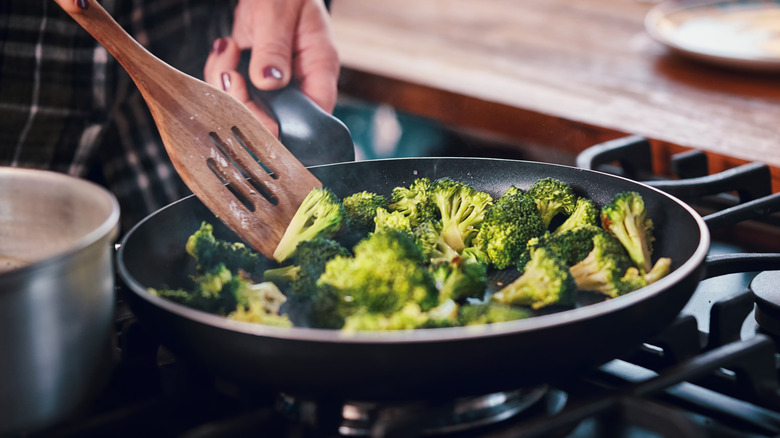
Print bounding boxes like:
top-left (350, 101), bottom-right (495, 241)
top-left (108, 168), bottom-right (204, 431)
top-left (645, 0), bottom-right (780, 71)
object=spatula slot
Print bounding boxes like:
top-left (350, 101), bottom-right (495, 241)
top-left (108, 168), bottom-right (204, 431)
top-left (207, 132), bottom-right (280, 208)
top-left (230, 126), bottom-right (280, 180)
top-left (206, 157), bottom-right (257, 212)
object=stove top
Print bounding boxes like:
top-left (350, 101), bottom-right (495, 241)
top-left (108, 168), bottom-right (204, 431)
top-left (26, 136), bottom-right (780, 438)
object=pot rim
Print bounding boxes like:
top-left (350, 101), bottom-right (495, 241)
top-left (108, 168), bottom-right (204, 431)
top-left (0, 167), bottom-right (120, 281)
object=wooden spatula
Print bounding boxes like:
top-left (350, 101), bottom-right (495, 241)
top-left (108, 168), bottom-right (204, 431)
top-left (53, 0), bottom-right (322, 258)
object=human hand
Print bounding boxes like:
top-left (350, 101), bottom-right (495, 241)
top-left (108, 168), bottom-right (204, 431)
top-left (204, 0), bottom-right (339, 135)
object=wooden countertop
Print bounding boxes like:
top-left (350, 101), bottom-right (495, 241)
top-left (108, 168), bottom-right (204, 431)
top-left (330, 0), bottom-right (780, 184)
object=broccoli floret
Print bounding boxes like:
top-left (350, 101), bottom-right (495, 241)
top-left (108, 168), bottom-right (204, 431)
top-left (342, 299), bottom-right (460, 331)
top-left (644, 257), bottom-right (672, 284)
top-left (151, 264), bottom-right (239, 314)
top-left (388, 177), bottom-right (436, 227)
top-left (475, 186), bottom-right (545, 269)
top-left (600, 191), bottom-right (655, 273)
top-left (529, 225), bottom-right (602, 267)
top-left (568, 230), bottom-right (635, 298)
top-left (618, 257), bottom-right (673, 295)
top-left (428, 178), bottom-right (493, 252)
top-left (526, 178), bottom-right (578, 228)
top-left (429, 257), bottom-right (488, 303)
top-left (153, 264), bottom-right (279, 316)
top-left (413, 219), bottom-right (459, 264)
top-left (461, 246), bottom-right (491, 265)
top-left (261, 264), bottom-right (300, 286)
top-left (228, 281), bottom-right (292, 327)
top-left (228, 300), bottom-right (293, 327)
top-left (342, 303), bottom-right (429, 331)
top-left (554, 197), bottom-right (599, 235)
top-left (342, 191), bottom-right (389, 237)
top-left (263, 238), bottom-right (351, 298)
top-left (491, 247), bottom-right (576, 310)
top-left (185, 222), bottom-right (259, 274)
top-left (374, 207), bottom-right (413, 235)
top-left (458, 302), bottom-right (531, 325)
top-left (312, 230), bottom-right (438, 329)
top-left (273, 187), bottom-right (346, 263)
top-left (423, 299), bottom-right (461, 327)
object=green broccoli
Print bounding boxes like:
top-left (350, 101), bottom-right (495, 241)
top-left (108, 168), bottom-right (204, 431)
top-left (458, 302), bottom-right (531, 325)
top-left (228, 299), bottom-right (293, 327)
top-left (460, 246), bottom-right (491, 265)
top-left (644, 257), bottom-right (672, 284)
top-left (228, 281), bottom-right (292, 327)
top-left (423, 299), bottom-right (461, 327)
top-left (529, 225), bottom-right (602, 267)
top-left (618, 257), bottom-right (673, 294)
top-left (152, 264), bottom-right (289, 322)
top-left (374, 207), bottom-right (413, 235)
top-left (491, 247), bottom-right (576, 310)
top-left (600, 191), bottom-right (655, 273)
top-left (553, 197), bottom-right (599, 235)
top-left (428, 177), bottom-right (494, 252)
top-left (185, 222), bottom-right (259, 274)
top-left (263, 238), bottom-right (351, 299)
top-left (413, 219), bottom-right (459, 264)
top-left (311, 230), bottom-right (438, 329)
top-left (388, 177), bottom-right (436, 227)
top-left (151, 264), bottom-right (238, 314)
top-left (526, 178), bottom-right (578, 228)
top-left (273, 187), bottom-right (346, 263)
top-left (342, 303), bottom-right (429, 331)
top-left (568, 230), bottom-right (635, 298)
top-left (341, 299), bottom-right (460, 331)
top-left (342, 191), bottom-right (389, 237)
top-left (474, 186), bottom-right (545, 270)
top-left (429, 257), bottom-right (488, 303)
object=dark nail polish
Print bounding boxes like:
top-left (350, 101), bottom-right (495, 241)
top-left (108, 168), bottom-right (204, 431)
top-left (212, 38), bottom-right (227, 55)
top-left (220, 72), bottom-right (231, 91)
top-left (75, 0), bottom-right (89, 10)
top-left (263, 66), bottom-right (283, 80)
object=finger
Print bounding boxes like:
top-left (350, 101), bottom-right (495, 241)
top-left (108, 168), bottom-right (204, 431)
top-left (53, 0), bottom-right (88, 13)
top-left (293, 0), bottom-right (340, 112)
top-left (204, 37), bottom-right (241, 85)
top-left (205, 38), bottom-right (280, 136)
top-left (241, 1), bottom-right (303, 91)
top-left (220, 71), bottom-right (280, 137)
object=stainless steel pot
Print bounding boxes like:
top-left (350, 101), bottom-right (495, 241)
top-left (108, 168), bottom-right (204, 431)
top-left (0, 167), bottom-right (120, 435)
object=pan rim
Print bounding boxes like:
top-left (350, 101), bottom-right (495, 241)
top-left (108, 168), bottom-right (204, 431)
top-left (117, 157), bottom-right (710, 344)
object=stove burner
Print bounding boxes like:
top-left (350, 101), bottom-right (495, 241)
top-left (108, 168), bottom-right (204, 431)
top-left (750, 271), bottom-right (780, 338)
top-left (277, 386), bottom-right (550, 436)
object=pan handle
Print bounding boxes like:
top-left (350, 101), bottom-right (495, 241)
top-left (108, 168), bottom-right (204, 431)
top-left (702, 192), bottom-right (780, 230)
top-left (703, 253), bottom-right (780, 279)
top-left (236, 51), bottom-right (355, 167)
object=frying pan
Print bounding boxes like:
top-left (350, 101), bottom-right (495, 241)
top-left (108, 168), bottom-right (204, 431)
top-left (117, 157), bottom-right (747, 401)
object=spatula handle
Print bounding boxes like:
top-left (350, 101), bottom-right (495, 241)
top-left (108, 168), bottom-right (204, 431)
top-left (237, 51), bottom-right (355, 167)
top-left (52, 0), bottom-right (179, 98)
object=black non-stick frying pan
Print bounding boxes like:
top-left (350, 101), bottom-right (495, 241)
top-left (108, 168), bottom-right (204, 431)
top-left (117, 157), bottom-right (733, 401)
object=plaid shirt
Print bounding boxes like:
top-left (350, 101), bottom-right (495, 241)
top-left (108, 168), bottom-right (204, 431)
top-left (0, 0), bottom-right (233, 233)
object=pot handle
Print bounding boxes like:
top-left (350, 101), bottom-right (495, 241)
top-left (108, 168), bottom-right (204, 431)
top-left (237, 51), bottom-right (355, 167)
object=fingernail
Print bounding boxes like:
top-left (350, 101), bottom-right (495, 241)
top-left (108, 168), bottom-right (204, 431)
top-left (263, 66), bottom-right (283, 80)
top-left (211, 38), bottom-right (227, 55)
top-left (75, 0), bottom-right (89, 9)
top-left (220, 72), bottom-right (231, 91)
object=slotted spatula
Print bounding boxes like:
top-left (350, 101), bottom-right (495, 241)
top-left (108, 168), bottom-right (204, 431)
top-left (53, 0), bottom-right (322, 258)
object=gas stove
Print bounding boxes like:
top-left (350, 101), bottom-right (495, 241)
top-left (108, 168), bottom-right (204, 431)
top-left (26, 136), bottom-right (780, 438)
